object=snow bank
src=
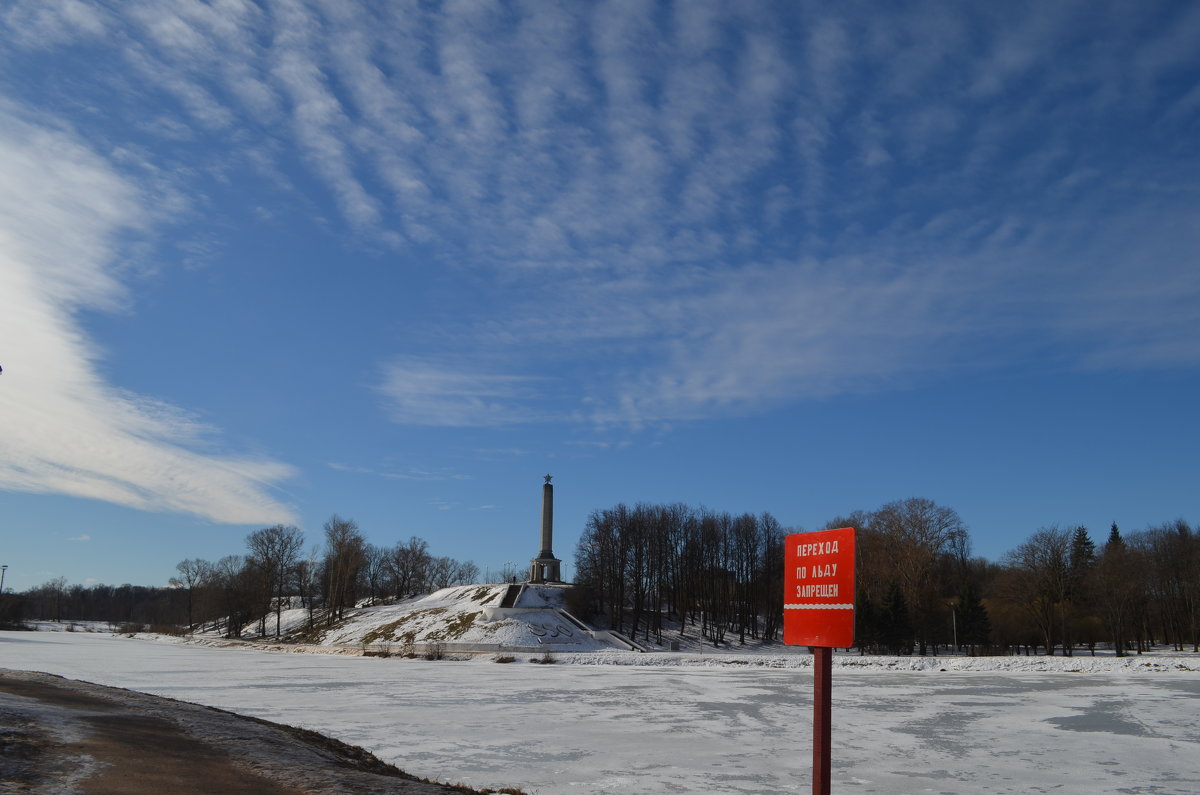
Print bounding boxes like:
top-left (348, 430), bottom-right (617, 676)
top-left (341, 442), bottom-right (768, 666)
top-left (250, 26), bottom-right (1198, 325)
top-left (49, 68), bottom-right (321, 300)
top-left (543, 648), bottom-right (1199, 673)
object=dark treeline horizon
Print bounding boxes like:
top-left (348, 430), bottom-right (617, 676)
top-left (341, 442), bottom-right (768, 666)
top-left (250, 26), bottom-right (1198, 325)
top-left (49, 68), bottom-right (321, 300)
top-left (573, 497), bottom-right (1199, 656)
top-left (3, 515), bottom-right (480, 637)
top-left (5, 499), bottom-right (1197, 656)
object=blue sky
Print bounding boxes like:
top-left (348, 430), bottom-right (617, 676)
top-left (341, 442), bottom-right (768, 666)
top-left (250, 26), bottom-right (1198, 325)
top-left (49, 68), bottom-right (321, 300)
top-left (1, 0), bottom-right (1198, 593)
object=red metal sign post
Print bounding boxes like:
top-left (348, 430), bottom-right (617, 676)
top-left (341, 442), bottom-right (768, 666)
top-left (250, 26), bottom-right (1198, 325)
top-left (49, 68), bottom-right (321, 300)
top-left (784, 527), bottom-right (855, 795)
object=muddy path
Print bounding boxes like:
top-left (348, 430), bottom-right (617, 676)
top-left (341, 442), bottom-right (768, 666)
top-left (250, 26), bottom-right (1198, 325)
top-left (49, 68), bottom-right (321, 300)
top-left (0, 669), bottom-right (512, 794)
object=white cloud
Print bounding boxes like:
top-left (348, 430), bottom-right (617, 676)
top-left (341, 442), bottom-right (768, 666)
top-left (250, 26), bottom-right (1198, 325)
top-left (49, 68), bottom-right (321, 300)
top-left (1, 0), bottom-right (109, 48)
top-left (269, 1), bottom-right (382, 230)
top-left (3, 1), bottom-right (1196, 437)
top-left (329, 462), bottom-right (471, 482)
top-left (378, 357), bottom-right (553, 427)
top-left (577, 257), bottom-right (965, 424)
top-left (0, 105), bottom-right (297, 525)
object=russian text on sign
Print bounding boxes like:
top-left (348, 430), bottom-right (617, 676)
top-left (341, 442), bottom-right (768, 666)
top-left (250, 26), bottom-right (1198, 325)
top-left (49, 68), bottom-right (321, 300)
top-left (795, 540), bottom-right (839, 557)
top-left (784, 527), bottom-right (856, 648)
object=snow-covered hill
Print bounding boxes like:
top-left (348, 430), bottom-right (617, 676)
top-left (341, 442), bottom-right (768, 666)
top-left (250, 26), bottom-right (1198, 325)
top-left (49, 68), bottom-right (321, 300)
top-left (208, 583), bottom-right (640, 654)
top-left (181, 583), bottom-right (1200, 671)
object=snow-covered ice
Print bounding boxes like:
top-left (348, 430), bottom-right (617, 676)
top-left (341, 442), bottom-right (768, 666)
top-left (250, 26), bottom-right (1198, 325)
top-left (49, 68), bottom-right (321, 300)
top-left (3, 629), bottom-right (1198, 793)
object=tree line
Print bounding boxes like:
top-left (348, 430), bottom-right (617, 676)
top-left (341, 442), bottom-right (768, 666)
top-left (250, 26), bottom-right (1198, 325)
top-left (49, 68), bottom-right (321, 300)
top-left (573, 503), bottom-right (787, 647)
top-left (174, 516), bottom-right (479, 638)
top-left (574, 497), bottom-right (1198, 656)
top-left (5, 516), bottom-right (477, 636)
top-left (6, 578), bottom-right (188, 631)
top-left (990, 520), bottom-right (1199, 656)
top-left (8, 499), bottom-right (1196, 656)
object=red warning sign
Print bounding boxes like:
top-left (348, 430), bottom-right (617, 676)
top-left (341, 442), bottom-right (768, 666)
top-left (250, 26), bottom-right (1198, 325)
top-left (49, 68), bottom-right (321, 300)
top-left (784, 527), bottom-right (856, 648)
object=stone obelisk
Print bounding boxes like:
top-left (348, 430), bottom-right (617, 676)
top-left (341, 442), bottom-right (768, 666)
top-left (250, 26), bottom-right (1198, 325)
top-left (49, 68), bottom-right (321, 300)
top-left (529, 474), bottom-right (562, 583)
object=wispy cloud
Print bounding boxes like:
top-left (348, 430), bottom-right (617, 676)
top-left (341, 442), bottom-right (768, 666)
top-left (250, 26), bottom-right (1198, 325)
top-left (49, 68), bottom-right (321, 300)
top-left (377, 357), bottom-right (553, 427)
top-left (328, 462), bottom-right (471, 482)
top-left (2, 0), bottom-right (1197, 437)
top-left (1, 0), bottom-right (109, 48)
top-left (0, 105), bottom-right (296, 524)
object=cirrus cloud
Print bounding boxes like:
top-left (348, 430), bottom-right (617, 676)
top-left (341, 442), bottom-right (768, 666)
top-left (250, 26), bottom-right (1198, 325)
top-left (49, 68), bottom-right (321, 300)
top-left (0, 104), bottom-right (297, 524)
top-left (2, 0), bottom-right (1197, 439)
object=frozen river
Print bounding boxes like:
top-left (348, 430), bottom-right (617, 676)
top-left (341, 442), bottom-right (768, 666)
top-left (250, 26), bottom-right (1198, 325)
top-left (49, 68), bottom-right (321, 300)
top-left (3, 630), bottom-right (1199, 793)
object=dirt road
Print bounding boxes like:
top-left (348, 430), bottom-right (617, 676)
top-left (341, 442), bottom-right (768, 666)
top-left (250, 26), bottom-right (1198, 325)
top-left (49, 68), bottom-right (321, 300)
top-left (0, 669), bottom-right (509, 794)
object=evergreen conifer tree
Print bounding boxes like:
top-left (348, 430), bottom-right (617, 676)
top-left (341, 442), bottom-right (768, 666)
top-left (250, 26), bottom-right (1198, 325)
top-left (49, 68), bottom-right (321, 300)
top-left (854, 589), bottom-right (880, 655)
top-left (881, 581), bottom-right (914, 655)
top-left (1069, 527), bottom-right (1096, 579)
top-left (1107, 522), bottom-right (1123, 550)
top-left (1099, 522), bottom-right (1132, 655)
top-left (957, 582), bottom-right (992, 655)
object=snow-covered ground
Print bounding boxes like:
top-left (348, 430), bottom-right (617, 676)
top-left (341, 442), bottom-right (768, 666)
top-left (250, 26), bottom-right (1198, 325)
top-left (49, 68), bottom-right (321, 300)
top-left (196, 584), bottom-right (636, 653)
top-left (4, 628), bottom-right (1198, 793)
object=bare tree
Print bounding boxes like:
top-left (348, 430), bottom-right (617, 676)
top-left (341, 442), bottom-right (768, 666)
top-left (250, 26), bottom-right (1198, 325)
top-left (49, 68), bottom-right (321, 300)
top-left (868, 498), bottom-right (969, 654)
top-left (213, 555), bottom-right (251, 638)
top-left (323, 516), bottom-right (366, 623)
top-left (294, 553), bottom-right (321, 630)
top-left (757, 513), bottom-right (787, 642)
top-left (387, 536), bottom-right (431, 599)
top-left (169, 558), bottom-right (214, 633)
top-left (362, 543), bottom-right (388, 605)
top-left (1134, 520), bottom-right (1198, 652)
top-left (427, 556), bottom-right (455, 590)
top-left (246, 525), bottom-right (305, 639)
top-left (456, 560), bottom-right (480, 585)
top-left (574, 503), bottom-right (790, 648)
top-left (999, 526), bottom-right (1071, 655)
top-left (425, 556), bottom-right (478, 590)
top-left (42, 577), bottom-right (68, 623)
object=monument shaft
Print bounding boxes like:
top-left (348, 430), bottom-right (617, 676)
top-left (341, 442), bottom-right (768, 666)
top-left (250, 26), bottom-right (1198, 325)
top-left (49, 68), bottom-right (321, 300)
top-left (529, 474), bottom-right (562, 583)
top-left (539, 479), bottom-right (554, 558)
